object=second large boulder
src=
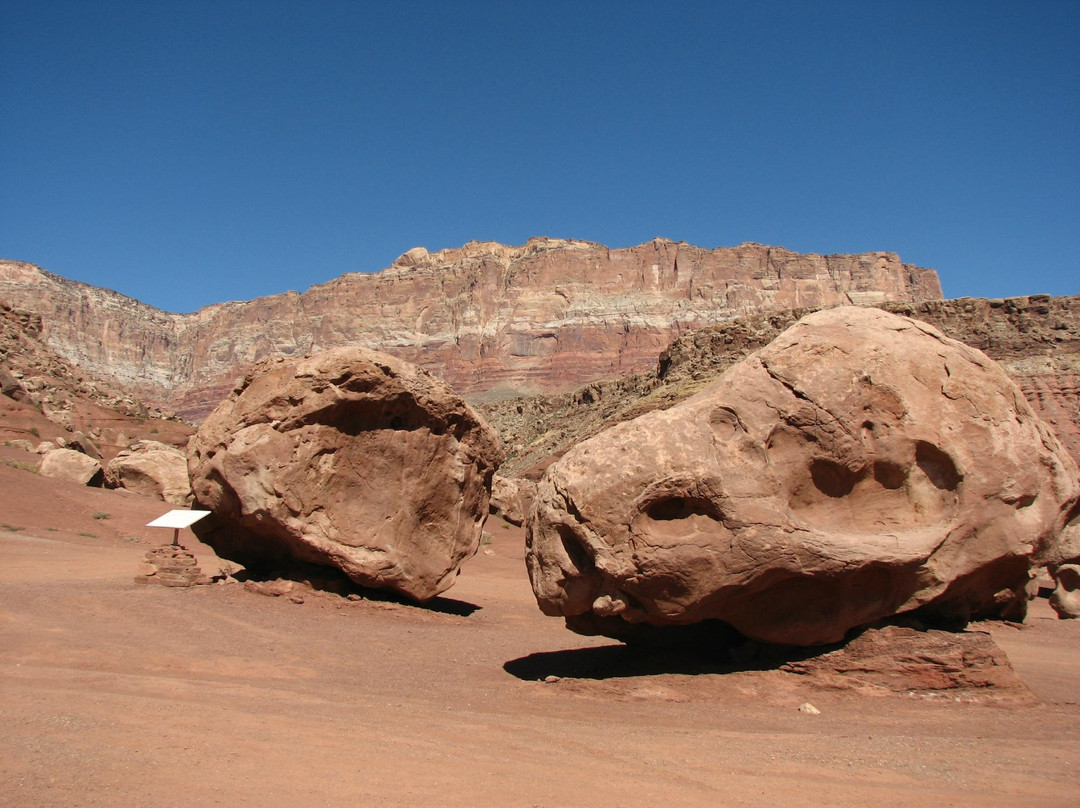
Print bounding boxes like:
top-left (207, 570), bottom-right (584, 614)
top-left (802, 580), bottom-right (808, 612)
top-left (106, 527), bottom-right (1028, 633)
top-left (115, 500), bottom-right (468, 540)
top-left (527, 307), bottom-right (1080, 646)
top-left (188, 347), bottom-right (503, 601)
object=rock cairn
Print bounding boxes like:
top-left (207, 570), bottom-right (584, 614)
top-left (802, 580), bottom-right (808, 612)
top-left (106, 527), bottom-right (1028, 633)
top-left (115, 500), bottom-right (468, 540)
top-left (135, 545), bottom-right (210, 587)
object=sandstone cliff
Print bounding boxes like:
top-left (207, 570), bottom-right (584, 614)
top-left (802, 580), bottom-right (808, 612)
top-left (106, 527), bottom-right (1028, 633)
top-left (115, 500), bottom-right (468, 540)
top-left (0, 238), bottom-right (941, 420)
top-left (0, 299), bottom-right (192, 461)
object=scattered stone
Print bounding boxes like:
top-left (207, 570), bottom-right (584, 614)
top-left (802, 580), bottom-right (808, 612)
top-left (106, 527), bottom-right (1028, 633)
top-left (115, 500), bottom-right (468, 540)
top-left (134, 544), bottom-right (210, 587)
top-left (188, 346), bottom-right (504, 602)
top-left (37, 448), bottom-right (103, 486)
top-left (527, 307), bottom-right (1080, 647)
top-left (243, 579), bottom-right (296, 598)
top-left (797, 703), bottom-right (820, 715)
top-left (543, 675), bottom-right (561, 684)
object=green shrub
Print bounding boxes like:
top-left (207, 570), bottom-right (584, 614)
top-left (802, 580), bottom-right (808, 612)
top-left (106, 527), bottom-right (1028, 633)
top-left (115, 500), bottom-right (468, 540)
top-left (1, 458), bottom-right (38, 473)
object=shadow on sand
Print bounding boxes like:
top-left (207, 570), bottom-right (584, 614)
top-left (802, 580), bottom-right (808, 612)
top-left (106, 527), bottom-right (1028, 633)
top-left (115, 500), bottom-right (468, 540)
top-left (232, 566), bottom-right (482, 617)
top-left (503, 638), bottom-right (834, 681)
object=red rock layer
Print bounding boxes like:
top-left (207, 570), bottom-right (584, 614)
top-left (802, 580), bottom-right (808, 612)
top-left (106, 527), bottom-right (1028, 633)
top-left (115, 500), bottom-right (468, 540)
top-left (0, 238), bottom-right (941, 420)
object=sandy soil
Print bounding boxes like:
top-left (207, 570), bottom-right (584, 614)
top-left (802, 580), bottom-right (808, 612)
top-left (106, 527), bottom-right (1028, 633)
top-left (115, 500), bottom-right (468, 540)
top-left (1, 462), bottom-right (1078, 807)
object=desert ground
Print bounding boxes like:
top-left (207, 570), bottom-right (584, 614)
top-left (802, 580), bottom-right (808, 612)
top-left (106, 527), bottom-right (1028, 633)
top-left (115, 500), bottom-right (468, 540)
top-left (1, 461), bottom-right (1078, 807)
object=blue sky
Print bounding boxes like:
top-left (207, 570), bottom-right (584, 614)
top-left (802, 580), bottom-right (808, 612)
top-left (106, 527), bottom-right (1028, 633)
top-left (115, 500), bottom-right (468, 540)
top-left (2, 1), bottom-right (1077, 313)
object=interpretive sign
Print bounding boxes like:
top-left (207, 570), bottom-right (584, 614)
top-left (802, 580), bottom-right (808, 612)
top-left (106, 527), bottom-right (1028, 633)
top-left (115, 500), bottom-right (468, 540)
top-left (146, 509), bottom-right (211, 545)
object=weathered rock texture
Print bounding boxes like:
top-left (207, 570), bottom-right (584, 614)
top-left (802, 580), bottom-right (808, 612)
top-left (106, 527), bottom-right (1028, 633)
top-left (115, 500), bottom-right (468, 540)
top-left (781, 626), bottom-right (1032, 700)
top-left (0, 240), bottom-right (941, 420)
top-left (1050, 564), bottom-right (1080, 619)
top-left (527, 307), bottom-right (1080, 647)
top-left (105, 440), bottom-right (193, 505)
top-left (659, 296), bottom-right (1080, 467)
top-left (482, 295), bottom-right (1080, 477)
top-left (188, 347), bottom-right (504, 601)
top-left (37, 447), bottom-right (103, 486)
top-left (488, 475), bottom-right (537, 526)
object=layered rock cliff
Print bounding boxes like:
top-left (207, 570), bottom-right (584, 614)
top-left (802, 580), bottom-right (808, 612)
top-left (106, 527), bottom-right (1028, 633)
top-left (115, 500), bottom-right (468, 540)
top-left (0, 299), bottom-right (192, 460)
top-left (0, 238), bottom-right (941, 420)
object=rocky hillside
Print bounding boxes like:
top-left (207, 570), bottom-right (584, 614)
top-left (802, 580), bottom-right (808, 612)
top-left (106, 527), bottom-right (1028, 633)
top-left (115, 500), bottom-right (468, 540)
top-left (0, 238), bottom-right (941, 420)
top-left (0, 299), bottom-right (193, 462)
top-left (481, 295), bottom-right (1080, 477)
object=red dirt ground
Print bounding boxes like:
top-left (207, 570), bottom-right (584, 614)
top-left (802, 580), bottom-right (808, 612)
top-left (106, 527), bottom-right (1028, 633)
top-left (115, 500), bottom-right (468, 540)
top-left (1, 462), bottom-right (1078, 807)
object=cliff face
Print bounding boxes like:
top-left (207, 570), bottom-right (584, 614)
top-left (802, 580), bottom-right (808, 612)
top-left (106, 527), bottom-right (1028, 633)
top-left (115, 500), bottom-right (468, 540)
top-left (0, 238), bottom-right (941, 420)
top-left (0, 298), bottom-right (193, 460)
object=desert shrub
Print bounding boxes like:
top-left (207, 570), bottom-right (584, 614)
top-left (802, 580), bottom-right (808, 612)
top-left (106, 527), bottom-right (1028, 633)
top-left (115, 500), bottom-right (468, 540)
top-left (92, 511), bottom-right (111, 520)
top-left (1, 458), bottom-right (38, 473)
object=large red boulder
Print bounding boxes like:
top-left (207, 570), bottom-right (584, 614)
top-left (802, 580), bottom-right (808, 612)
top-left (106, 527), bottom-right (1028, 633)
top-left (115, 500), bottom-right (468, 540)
top-left (527, 307), bottom-right (1080, 646)
top-left (188, 347), bottom-right (503, 601)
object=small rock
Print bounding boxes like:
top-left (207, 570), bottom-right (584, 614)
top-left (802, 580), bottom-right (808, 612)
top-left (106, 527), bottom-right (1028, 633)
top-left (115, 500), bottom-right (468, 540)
top-left (1050, 564), bottom-right (1080, 618)
top-left (798, 702), bottom-right (821, 715)
top-left (543, 675), bottom-right (561, 684)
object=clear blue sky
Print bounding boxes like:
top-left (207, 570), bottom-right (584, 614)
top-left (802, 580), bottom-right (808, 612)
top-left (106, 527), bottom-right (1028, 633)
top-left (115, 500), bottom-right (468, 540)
top-left (2, 0), bottom-right (1077, 313)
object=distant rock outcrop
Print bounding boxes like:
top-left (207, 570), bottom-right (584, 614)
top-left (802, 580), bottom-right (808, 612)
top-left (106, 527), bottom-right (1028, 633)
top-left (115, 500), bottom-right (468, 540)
top-left (0, 240), bottom-right (942, 420)
top-left (188, 346), bottom-right (503, 601)
top-left (527, 307), bottom-right (1080, 647)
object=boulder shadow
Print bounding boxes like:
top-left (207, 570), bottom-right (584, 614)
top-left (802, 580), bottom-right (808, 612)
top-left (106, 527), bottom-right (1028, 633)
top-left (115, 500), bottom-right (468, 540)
top-left (504, 615), bottom-right (993, 683)
top-left (232, 565), bottom-right (482, 616)
top-left (504, 637), bottom-right (833, 682)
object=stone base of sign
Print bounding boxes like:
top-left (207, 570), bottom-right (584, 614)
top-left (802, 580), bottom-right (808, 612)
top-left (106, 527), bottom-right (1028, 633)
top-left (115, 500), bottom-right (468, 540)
top-left (135, 544), bottom-right (211, 587)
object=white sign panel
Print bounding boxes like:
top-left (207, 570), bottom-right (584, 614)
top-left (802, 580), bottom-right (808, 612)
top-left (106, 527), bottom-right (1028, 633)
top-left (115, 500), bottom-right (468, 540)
top-left (146, 510), bottom-right (212, 529)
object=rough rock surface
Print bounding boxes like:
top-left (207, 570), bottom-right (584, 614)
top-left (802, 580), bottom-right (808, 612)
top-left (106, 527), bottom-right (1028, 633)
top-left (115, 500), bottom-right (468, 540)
top-left (781, 626), bottom-right (1032, 699)
top-left (38, 447), bottom-right (103, 486)
top-left (483, 294), bottom-right (1080, 478)
top-left (660, 295), bottom-right (1080, 467)
top-left (488, 475), bottom-right (537, 526)
top-left (0, 240), bottom-right (941, 420)
top-left (1050, 564), bottom-right (1080, 619)
top-left (527, 307), bottom-right (1080, 647)
top-left (134, 544), bottom-right (210, 587)
top-left (105, 440), bottom-right (192, 505)
top-left (188, 346), bottom-right (503, 601)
